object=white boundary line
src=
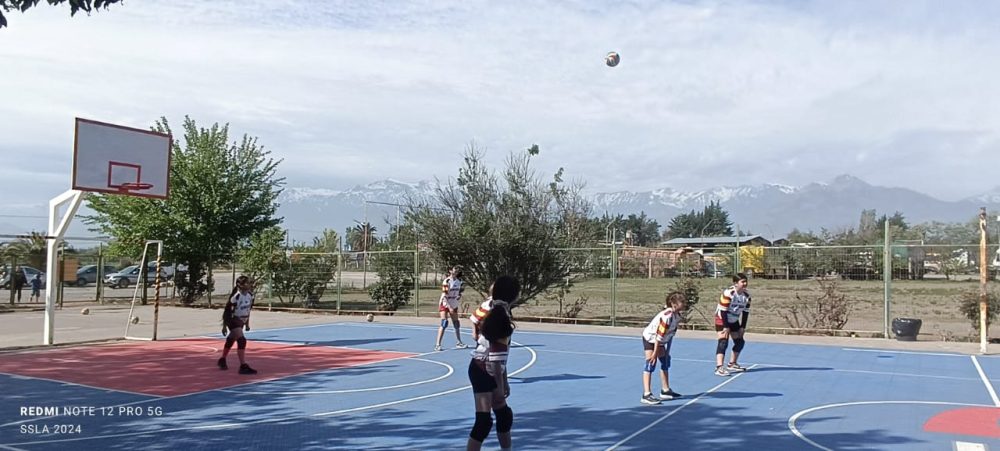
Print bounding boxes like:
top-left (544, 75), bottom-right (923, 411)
top-left (1, 342), bottom-right (538, 446)
top-left (842, 348), bottom-right (968, 357)
top-left (971, 355), bottom-right (1000, 406)
top-left (604, 364), bottom-right (758, 451)
top-left (217, 358), bottom-right (454, 395)
top-left (788, 400), bottom-right (994, 451)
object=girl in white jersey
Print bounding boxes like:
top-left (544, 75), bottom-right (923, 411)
top-left (714, 273), bottom-right (751, 376)
top-left (434, 266), bottom-right (467, 351)
top-left (218, 275), bottom-right (257, 375)
top-left (640, 291), bottom-right (687, 405)
top-left (467, 275), bottom-right (517, 451)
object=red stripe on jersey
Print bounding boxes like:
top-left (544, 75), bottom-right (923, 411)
top-left (656, 319), bottom-right (667, 339)
top-left (472, 307), bottom-right (488, 322)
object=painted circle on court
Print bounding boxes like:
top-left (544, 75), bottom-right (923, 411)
top-left (789, 400), bottom-right (997, 451)
top-left (218, 357), bottom-right (454, 395)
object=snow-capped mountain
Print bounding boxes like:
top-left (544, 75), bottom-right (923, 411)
top-left (277, 175), bottom-right (1000, 243)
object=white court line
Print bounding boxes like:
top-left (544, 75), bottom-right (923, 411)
top-left (539, 349), bottom-right (983, 382)
top-left (842, 348), bottom-right (969, 357)
top-left (955, 441), bottom-right (987, 451)
top-left (971, 355), bottom-right (1000, 406)
top-left (2, 342), bottom-right (538, 446)
top-left (0, 444), bottom-right (27, 451)
top-left (788, 400), bottom-right (993, 451)
top-left (605, 364), bottom-right (758, 451)
top-left (217, 358), bottom-right (454, 395)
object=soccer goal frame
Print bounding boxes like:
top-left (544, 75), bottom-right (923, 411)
top-left (124, 240), bottom-right (165, 341)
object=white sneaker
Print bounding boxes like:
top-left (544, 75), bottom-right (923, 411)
top-left (714, 366), bottom-right (731, 377)
top-left (641, 393), bottom-right (661, 405)
top-left (433, 345), bottom-right (443, 351)
top-left (455, 342), bottom-right (468, 349)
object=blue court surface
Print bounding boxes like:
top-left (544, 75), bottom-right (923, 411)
top-left (1, 321), bottom-right (998, 450)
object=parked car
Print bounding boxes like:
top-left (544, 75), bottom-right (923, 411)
top-left (73, 264), bottom-right (120, 287)
top-left (0, 265), bottom-right (46, 289)
top-left (104, 265), bottom-right (168, 289)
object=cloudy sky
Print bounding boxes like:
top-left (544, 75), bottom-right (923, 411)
top-left (2, 0), bottom-right (1000, 215)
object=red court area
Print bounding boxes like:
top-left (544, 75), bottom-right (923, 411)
top-left (0, 339), bottom-right (412, 397)
top-left (923, 407), bottom-right (1000, 439)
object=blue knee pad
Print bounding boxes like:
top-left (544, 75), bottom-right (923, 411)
top-left (643, 360), bottom-right (656, 373)
top-left (659, 353), bottom-right (670, 371)
top-left (470, 412), bottom-right (492, 442)
top-left (440, 319), bottom-right (449, 329)
top-left (237, 337), bottom-right (247, 349)
top-left (716, 338), bottom-right (728, 355)
top-left (494, 406), bottom-right (513, 433)
top-left (733, 338), bottom-right (746, 353)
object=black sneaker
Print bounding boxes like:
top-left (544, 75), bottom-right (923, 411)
top-left (238, 363), bottom-right (258, 375)
top-left (217, 358), bottom-right (227, 370)
top-left (660, 389), bottom-right (682, 400)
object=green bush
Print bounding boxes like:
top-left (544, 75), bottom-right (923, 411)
top-left (368, 252), bottom-right (413, 311)
top-left (958, 290), bottom-right (1000, 332)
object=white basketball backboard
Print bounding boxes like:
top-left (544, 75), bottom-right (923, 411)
top-left (72, 118), bottom-right (172, 199)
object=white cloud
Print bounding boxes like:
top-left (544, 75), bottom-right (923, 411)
top-left (1, 0), bottom-right (998, 214)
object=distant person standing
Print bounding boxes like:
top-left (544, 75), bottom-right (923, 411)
top-left (29, 273), bottom-right (42, 302)
top-left (714, 273), bottom-right (751, 376)
top-left (434, 266), bottom-right (467, 351)
top-left (13, 267), bottom-right (26, 303)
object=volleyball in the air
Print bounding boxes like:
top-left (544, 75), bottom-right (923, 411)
top-left (605, 51), bottom-right (620, 67)
top-left (366, 313), bottom-right (374, 322)
top-left (80, 307), bottom-right (90, 315)
top-left (131, 315), bottom-right (140, 324)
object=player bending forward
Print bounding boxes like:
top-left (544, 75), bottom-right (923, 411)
top-left (640, 292), bottom-right (687, 405)
top-left (714, 273), bottom-right (751, 376)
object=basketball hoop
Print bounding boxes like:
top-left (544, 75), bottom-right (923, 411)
top-left (116, 182), bottom-right (153, 194)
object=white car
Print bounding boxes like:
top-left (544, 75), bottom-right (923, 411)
top-left (105, 265), bottom-right (168, 289)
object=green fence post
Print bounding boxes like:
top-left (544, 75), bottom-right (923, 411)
top-left (611, 240), bottom-right (618, 327)
top-left (413, 250), bottom-right (420, 317)
top-left (336, 248), bottom-right (343, 312)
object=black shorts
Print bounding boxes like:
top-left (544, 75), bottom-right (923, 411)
top-left (715, 323), bottom-right (743, 333)
top-left (468, 359), bottom-right (498, 393)
top-left (227, 317), bottom-right (246, 330)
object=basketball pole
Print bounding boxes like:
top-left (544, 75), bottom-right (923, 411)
top-left (44, 189), bottom-right (87, 345)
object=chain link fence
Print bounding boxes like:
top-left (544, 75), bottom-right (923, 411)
top-left (4, 239), bottom-right (995, 342)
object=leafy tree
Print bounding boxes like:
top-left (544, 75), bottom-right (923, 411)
top-left (236, 227), bottom-right (287, 284)
top-left (664, 201), bottom-right (733, 240)
top-left (265, 230), bottom-right (340, 306)
top-left (85, 116), bottom-right (284, 303)
top-left (0, 0), bottom-right (123, 28)
top-left (346, 222), bottom-right (378, 252)
top-left (786, 228), bottom-right (822, 245)
top-left (619, 212), bottom-right (661, 247)
top-left (409, 144), bottom-right (591, 307)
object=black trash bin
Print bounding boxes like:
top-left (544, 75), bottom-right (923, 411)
top-left (891, 317), bottom-right (922, 341)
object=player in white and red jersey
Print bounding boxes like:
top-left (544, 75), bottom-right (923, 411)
top-left (434, 266), bottom-right (467, 351)
top-left (640, 292), bottom-right (687, 405)
top-left (714, 273), bottom-right (751, 376)
top-left (470, 295), bottom-right (510, 343)
top-left (218, 275), bottom-right (258, 375)
top-left (467, 275), bottom-right (518, 451)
